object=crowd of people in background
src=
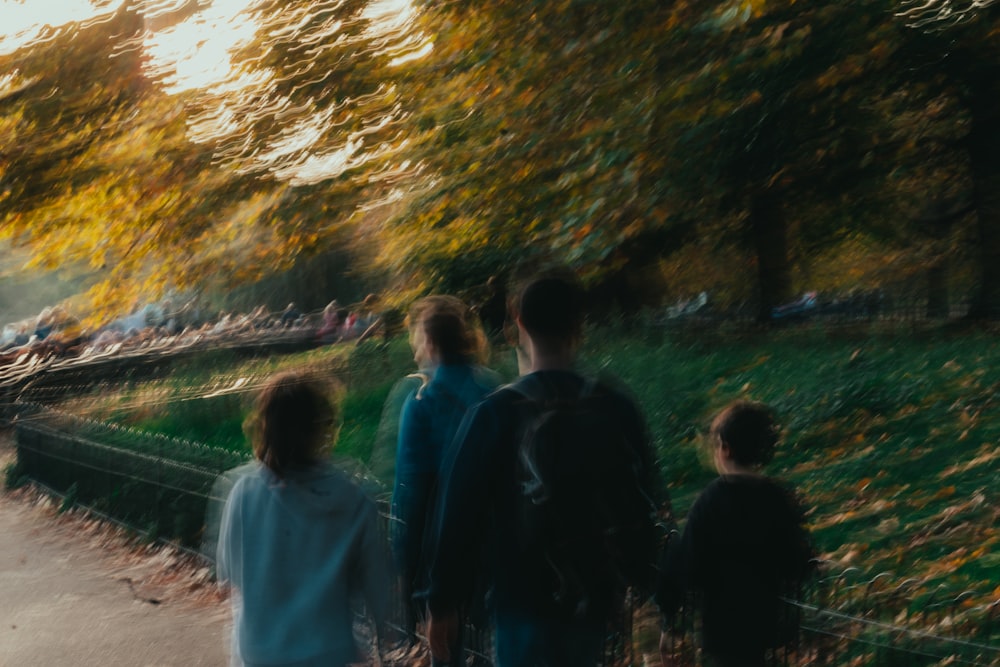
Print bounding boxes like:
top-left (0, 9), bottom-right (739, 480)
top-left (211, 269), bottom-right (815, 667)
top-left (0, 293), bottom-right (408, 373)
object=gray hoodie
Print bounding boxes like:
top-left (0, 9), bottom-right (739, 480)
top-left (217, 462), bottom-right (388, 667)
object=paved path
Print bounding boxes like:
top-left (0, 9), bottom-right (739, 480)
top-left (0, 487), bottom-right (230, 666)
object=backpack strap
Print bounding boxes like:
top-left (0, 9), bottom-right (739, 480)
top-left (406, 371), bottom-right (430, 399)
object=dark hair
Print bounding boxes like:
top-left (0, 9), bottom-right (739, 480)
top-left (515, 271), bottom-right (585, 344)
top-left (710, 401), bottom-right (779, 467)
top-left (408, 295), bottom-right (485, 363)
top-left (246, 371), bottom-right (337, 477)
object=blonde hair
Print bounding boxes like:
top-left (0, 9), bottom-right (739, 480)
top-left (407, 295), bottom-right (487, 364)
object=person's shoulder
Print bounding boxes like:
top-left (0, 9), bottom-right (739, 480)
top-left (692, 475), bottom-right (730, 504)
top-left (471, 365), bottom-right (503, 389)
top-left (224, 463), bottom-right (271, 500)
top-left (398, 371), bottom-right (431, 403)
top-left (750, 475), bottom-right (802, 503)
top-left (715, 474), bottom-right (805, 514)
top-left (764, 476), bottom-right (809, 515)
top-left (466, 378), bottom-right (526, 418)
top-left (387, 371), bottom-right (429, 403)
top-left (691, 474), bottom-right (761, 511)
top-left (294, 461), bottom-right (378, 509)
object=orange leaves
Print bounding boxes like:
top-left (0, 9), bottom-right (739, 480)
top-left (572, 223), bottom-right (594, 242)
top-left (940, 446), bottom-right (1000, 479)
top-left (933, 485), bottom-right (957, 500)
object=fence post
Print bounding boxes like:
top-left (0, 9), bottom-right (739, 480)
top-left (157, 437), bottom-right (164, 539)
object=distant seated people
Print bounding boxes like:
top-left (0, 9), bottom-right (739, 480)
top-left (33, 307), bottom-right (55, 341)
top-left (656, 401), bottom-right (815, 667)
top-left (231, 312), bottom-right (256, 334)
top-left (342, 311), bottom-right (359, 340)
top-left (280, 302), bottom-right (302, 327)
top-left (91, 328), bottom-right (121, 350)
top-left (355, 292), bottom-right (405, 346)
top-left (248, 305), bottom-right (271, 329)
top-left (771, 291), bottom-right (818, 321)
top-left (357, 308), bottom-right (405, 346)
top-left (210, 313), bottom-right (233, 336)
top-left (159, 298), bottom-right (183, 335)
top-left (351, 294), bottom-right (380, 340)
top-left (1, 324), bottom-right (20, 351)
top-left (317, 300), bottom-right (344, 343)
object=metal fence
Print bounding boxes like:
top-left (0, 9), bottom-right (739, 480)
top-left (660, 563), bottom-right (1000, 666)
top-left (11, 402), bottom-right (249, 546)
top-left (7, 405), bottom-right (1000, 666)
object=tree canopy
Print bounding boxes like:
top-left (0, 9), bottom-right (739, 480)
top-left (1, 0), bottom-right (998, 319)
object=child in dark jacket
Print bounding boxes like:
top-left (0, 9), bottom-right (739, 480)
top-left (656, 401), bottom-right (815, 667)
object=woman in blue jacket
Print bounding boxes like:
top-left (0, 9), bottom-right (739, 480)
top-left (392, 295), bottom-right (501, 665)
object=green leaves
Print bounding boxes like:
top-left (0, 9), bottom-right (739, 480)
top-left (1, 0), bottom-right (999, 317)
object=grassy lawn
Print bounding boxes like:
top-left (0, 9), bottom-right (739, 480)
top-left (592, 325), bottom-right (999, 604)
top-left (55, 324), bottom-right (999, 598)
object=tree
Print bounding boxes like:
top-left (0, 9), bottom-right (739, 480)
top-left (3, 0), bottom-right (999, 323)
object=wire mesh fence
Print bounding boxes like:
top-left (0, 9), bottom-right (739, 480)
top-left (4, 359), bottom-right (1000, 666)
top-left (11, 401), bottom-right (249, 547)
top-left (659, 565), bottom-right (1000, 666)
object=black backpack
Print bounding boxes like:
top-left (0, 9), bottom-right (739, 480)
top-left (510, 377), bottom-right (657, 620)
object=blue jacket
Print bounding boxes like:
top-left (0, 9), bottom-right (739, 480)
top-left (391, 362), bottom-right (500, 587)
top-left (217, 462), bottom-right (388, 667)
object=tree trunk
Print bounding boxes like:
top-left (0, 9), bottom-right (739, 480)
top-left (749, 190), bottom-right (792, 322)
top-left (966, 67), bottom-right (1000, 320)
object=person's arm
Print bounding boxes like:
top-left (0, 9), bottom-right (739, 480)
top-left (370, 375), bottom-right (424, 484)
top-left (781, 485), bottom-right (817, 582)
top-left (656, 489), bottom-right (710, 667)
top-left (655, 489), bottom-right (710, 620)
top-left (390, 393), bottom-right (433, 579)
top-left (358, 497), bottom-right (390, 634)
top-left (215, 477), bottom-right (245, 586)
top-left (615, 389), bottom-right (675, 596)
top-left (425, 398), bottom-right (501, 617)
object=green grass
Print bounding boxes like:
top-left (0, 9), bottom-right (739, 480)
top-left (590, 326), bottom-right (999, 602)
top-left (53, 324), bottom-right (1000, 597)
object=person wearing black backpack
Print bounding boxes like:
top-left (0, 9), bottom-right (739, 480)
top-left (425, 271), bottom-right (665, 667)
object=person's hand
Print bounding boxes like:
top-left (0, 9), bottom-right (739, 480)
top-left (427, 610), bottom-right (459, 662)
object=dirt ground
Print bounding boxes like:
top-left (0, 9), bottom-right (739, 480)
top-left (0, 438), bottom-right (657, 667)
top-left (0, 439), bottom-right (231, 667)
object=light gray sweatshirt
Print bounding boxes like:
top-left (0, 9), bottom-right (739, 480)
top-left (217, 462), bottom-right (388, 667)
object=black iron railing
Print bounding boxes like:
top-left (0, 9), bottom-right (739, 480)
top-left (8, 404), bottom-right (1000, 666)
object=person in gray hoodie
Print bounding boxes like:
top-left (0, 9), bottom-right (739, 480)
top-left (216, 371), bottom-right (388, 667)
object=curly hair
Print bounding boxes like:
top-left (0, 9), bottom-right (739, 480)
top-left (245, 371), bottom-right (337, 477)
top-left (709, 400), bottom-right (779, 467)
